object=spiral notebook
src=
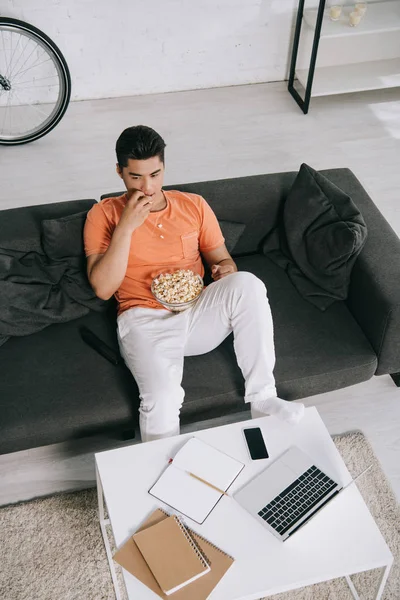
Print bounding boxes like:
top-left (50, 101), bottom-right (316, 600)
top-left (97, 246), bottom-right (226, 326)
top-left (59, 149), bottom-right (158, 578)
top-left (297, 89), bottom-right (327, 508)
top-left (113, 509), bottom-right (234, 600)
top-left (133, 515), bottom-right (210, 595)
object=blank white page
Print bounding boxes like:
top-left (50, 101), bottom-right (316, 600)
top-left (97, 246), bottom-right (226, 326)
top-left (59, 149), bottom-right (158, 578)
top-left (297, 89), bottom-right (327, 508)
top-left (172, 437), bottom-right (244, 489)
top-left (148, 437), bottom-right (244, 523)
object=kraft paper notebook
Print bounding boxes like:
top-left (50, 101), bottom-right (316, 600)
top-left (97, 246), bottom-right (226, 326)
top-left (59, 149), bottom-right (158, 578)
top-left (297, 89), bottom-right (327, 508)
top-left (113, 509), bottom-right (234, 600)
top-left (133, 515), bottom-right (210, 595)
top-left (149, 437), bottom-right (245, 524)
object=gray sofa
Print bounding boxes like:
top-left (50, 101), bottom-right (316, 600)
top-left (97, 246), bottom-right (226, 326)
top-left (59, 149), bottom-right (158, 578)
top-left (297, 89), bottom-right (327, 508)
top-left (1, 167), bottom-right (399, 456)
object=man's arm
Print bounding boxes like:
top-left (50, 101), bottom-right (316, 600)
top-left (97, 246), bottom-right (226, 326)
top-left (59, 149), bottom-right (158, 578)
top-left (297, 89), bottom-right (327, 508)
top-left (202, 244), bottom-right (238, 281)
top-left (86, 190), bottom-right (153, 300)
top-left (87, 225), bottom-right (133, 300)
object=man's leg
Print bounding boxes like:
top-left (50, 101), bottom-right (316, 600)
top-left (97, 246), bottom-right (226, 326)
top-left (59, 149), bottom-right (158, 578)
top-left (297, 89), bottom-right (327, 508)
top-left (117, 307), bottom-right (187, 442)
top-left (184, 271), bottom-right (304, 423)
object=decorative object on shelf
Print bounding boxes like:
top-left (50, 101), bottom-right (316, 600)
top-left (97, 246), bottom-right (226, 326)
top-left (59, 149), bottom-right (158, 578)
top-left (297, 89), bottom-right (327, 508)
top-left (329, 5), bottom-right (342, 21)
top-left (349, 10), bottom-right (363, 26)
top-left (288, 0), bottom-right (400, 114)
top-left (355, 3), bottom-right (368, 16)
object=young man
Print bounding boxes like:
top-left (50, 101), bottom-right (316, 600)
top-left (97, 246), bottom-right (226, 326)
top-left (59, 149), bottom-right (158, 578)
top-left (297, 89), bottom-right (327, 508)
top-left (84, 125), bottom-right (304, 442)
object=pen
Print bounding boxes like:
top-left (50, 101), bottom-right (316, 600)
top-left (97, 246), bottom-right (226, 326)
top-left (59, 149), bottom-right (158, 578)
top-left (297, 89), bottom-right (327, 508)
top-left (168, 458), bottom-right (229, 496)
top-left (187, 471), bottom-right (229, 496)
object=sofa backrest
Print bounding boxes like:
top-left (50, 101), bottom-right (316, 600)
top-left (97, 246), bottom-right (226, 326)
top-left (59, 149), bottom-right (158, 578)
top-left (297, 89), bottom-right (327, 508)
top-left (0, 199), bottom-right (97, 253)
top-left (165, 173), bottom-right (300, 254)
top-left (2, 167), bottom-right (361, 257)
top-left (102, 171), bottom-right (299, 255)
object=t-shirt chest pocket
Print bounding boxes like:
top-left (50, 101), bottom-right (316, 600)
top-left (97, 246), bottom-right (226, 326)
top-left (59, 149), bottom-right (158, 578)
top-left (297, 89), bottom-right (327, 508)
top-left (181, 231), bottom-right (199, 259)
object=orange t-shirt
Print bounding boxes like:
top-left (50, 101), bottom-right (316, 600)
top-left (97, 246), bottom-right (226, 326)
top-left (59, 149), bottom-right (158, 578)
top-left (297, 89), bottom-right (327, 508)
top-left (84, 190), bottom-right (225, 315)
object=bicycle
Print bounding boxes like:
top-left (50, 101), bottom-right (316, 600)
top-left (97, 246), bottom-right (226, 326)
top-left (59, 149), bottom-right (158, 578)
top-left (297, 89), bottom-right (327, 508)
top-left (0, 17), bottom-right (71, 145)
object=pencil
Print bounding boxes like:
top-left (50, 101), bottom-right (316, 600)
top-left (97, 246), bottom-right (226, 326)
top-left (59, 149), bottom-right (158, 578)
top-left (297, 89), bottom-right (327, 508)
top-left (188, 471), bottom-right (229, 496)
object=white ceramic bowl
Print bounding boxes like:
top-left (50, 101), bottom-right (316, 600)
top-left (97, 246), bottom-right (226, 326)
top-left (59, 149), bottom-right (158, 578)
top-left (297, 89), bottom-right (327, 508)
top-left (151, 271), bottom-right (204, 312)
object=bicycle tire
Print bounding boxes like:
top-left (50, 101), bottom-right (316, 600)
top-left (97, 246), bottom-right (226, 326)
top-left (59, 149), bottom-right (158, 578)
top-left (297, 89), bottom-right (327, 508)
top-left (0, 17), bottom-right (71, 145)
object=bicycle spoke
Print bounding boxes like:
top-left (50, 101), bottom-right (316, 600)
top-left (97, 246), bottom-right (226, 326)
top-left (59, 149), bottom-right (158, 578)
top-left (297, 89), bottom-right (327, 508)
top-left (6, 30), bottom-right (13, 78)
top-left (12, 53), bottom-right (50, 82)
top-left (12, 92), bottom-right (52, 119)
top-left (9, 91), bottom-right (13, 133)
top-left (9, 40), bottom-right (39, 81)
top-left (6, 31), bottom-right (22, 79)
top-left (18, 104), bottom-right (34, 134)
top-left (5, 35), bottom-right (30, 80)
top-left (1, 30), bottom-right (9, 75)
top-left (13, 74), bottom-right (59, 85)
top-left (1, 88), bottom-right (13, 134)
top-left (1, 91), bottom-right (14, 134)
top-left (14, 84), bottom-right (59, 90)
top-left (7, 88), bottom-right (51, 130)
top-left (18, 97), bottom-right (44, 133)
top-left (0, 105), bottom-right (7, 135)
top-left (6, 34), bottom-right (31, 80)
top-left (1, 30), bottom-right (12, 77)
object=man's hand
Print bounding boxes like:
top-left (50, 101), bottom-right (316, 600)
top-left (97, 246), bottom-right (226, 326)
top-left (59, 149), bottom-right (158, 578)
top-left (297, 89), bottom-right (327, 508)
top-left (117, 189), bottom-right (153, 234)
top-left (211, 263), bottom-right (236, 281)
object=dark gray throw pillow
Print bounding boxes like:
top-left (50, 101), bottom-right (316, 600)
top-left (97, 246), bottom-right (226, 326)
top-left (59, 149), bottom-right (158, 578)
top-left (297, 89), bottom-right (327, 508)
top-left (218, 219), bottom-right (246, 255)
top-left (41, 211), bottom-right (88, 260)
top-left (262, 163), bottom-right (368, 310)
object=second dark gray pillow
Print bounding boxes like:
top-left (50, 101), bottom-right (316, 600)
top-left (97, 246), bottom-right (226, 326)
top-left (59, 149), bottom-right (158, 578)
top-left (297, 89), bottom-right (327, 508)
top-left (263, 163), bottom-right (368, 310)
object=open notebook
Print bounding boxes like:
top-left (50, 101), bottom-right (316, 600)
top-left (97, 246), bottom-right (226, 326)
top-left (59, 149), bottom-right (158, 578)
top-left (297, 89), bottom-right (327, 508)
top-left (149, 437), bottom-right (244, 523)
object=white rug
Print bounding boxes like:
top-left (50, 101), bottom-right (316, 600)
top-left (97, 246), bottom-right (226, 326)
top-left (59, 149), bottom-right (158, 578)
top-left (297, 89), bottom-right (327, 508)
top-left (0, 432), bottom-right (398, 600)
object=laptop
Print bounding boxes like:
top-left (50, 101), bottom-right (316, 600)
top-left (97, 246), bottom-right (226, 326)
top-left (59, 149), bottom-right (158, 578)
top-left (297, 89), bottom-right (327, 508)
top-left (234, 446), bottom-right (343, 541)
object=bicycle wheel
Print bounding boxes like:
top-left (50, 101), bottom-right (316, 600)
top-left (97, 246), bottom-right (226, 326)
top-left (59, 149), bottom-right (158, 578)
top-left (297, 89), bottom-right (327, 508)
top-left (0, 17), bottom-right (71, 145)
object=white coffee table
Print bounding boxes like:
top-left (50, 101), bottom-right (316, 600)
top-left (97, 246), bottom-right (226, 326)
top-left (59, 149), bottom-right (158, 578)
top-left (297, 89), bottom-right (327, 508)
top-left (95, 407), bottom-right (393, 600)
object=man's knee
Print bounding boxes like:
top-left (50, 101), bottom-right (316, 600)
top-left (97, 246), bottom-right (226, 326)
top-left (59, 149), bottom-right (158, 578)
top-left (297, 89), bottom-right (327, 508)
top-left (230, 271), bottom-right (267, 296)
top-left (139, 388), bottom-right (184, 415)
top-left (139, 390), bottom-right (183, 441)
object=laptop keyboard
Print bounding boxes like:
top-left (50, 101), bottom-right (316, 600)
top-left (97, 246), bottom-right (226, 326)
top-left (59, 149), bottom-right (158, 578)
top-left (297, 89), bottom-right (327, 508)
top-left (257, 465), bottom-right (337, 536)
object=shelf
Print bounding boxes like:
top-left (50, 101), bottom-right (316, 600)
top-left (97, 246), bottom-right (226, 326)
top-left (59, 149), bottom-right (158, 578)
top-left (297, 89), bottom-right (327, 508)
top-left (303, 0), bottom-right (400, 38)
top-left (296, 58), bottom-right (400, 97)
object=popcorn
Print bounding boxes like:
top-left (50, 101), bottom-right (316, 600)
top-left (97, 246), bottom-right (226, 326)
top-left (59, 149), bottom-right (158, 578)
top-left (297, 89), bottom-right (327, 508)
top-left (152, 269), bottom-right (203, 305)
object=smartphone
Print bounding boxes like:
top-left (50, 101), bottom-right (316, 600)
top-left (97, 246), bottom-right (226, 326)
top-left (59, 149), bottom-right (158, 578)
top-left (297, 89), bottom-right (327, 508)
top-left (243, 427), bottom-right (269, 460)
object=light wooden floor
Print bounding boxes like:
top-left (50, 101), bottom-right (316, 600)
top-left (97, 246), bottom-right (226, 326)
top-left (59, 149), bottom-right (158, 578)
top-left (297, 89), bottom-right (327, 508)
top-left (1, 81), bottom-right (399, 506)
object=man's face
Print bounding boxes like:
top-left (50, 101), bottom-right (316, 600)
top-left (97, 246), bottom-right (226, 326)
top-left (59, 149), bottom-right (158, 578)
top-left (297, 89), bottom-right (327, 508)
top-left (116, 156), bottom-right (165, 199)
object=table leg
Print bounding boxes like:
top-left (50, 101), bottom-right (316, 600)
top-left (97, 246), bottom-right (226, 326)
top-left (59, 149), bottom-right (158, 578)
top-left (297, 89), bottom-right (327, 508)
top-left (345, 561), bottom-right (392, 600)
top-left (96, 465), bottom-right (124, 600)
top-left (373, 563), bottom-right (392, 600)
top-left (345, 575), bottom-right (361, 600)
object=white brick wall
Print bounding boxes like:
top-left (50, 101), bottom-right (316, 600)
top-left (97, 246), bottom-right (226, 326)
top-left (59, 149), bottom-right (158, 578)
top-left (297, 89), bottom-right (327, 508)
top-left (4, 0), bottom-right (302, 101)
top-left (4, 0), bottom-right (389, 101)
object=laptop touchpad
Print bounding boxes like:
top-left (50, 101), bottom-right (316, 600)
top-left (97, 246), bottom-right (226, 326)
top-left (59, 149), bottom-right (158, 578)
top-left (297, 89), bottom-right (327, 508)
top-left (234, 461), bottom-right (295, 513)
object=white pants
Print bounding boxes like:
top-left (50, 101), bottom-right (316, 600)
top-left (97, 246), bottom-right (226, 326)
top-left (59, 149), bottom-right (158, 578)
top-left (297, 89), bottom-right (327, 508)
top-left (117, 272), bottom-right (277, 442)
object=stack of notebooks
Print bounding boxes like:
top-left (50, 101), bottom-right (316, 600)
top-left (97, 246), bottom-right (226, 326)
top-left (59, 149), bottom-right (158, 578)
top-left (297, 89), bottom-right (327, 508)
top-left (114, 509), bottom-right (234, 599)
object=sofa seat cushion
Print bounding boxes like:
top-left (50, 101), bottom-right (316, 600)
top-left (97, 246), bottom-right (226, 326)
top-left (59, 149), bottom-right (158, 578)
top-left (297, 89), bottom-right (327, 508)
top-left (181, 254), bottom-right (378, 420)
top-left (0, 305), bottom-right (138, 455)
top-left (0, 254), bottom-right (379, 454)
top-left (232, 255), bottom-right (377, 399)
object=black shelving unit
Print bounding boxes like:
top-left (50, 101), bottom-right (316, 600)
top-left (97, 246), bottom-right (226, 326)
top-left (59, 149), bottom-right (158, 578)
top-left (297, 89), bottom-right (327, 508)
top-left (288, 0), bottom-right (326, 114)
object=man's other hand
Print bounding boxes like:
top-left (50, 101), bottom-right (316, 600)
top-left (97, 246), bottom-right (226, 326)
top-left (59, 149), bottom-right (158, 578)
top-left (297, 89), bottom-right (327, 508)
top-left (211, 263), bottom-right (235, 281)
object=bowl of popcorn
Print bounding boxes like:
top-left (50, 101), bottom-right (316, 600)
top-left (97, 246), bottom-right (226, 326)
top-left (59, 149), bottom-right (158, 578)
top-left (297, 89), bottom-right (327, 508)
top-left (151, 269), bottom-right (204, 312)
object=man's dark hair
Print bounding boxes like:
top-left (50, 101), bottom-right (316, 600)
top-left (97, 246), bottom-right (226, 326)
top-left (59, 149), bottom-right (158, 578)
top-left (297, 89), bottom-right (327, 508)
top-left (116, 125), bottom-right (166, 168)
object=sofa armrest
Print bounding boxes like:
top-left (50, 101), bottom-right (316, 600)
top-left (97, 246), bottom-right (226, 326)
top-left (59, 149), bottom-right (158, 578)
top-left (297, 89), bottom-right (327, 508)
top-left (346, 192), bottom-right (400, 376)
